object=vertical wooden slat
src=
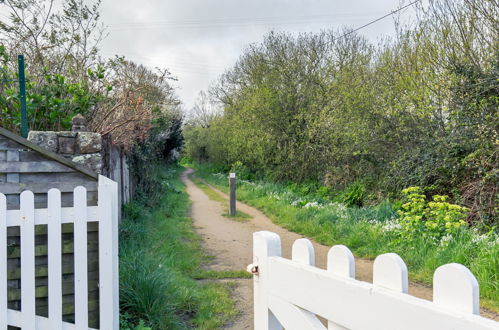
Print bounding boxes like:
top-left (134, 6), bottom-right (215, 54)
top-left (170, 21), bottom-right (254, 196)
top-left (6, 150), bottom-right (20, 183)
top-left (74, 186), bottom-right (88, 329)
top-left (20, 190), bottom-right (35, 328)
top-left (0, 193), bottom-right (7, 330)
top-left (98, 175), bottom-right (119, 329)
top-left (48, 188), bottom-right (63, 330)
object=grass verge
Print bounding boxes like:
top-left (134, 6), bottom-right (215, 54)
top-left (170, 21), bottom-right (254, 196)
top-left (120, 164), bottom-right (237, 329)
top-left (192, 163), bottom-right (499, 312)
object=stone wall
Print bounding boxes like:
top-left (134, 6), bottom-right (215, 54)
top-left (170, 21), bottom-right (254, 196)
top-left (27, 131), bottom-right (102, 174)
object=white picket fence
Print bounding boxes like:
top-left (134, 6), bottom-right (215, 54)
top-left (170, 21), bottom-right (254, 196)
top-left (0, 175), bottom-right (119, 330)
top-left (251, 231), bottom-right (499, 330)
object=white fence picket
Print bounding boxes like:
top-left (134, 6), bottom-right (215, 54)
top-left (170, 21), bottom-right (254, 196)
top-left (326, 245), bottom-right (354, 330)
top-left (253, 231), bottom-right (282, 330)
top-left (1, 176), bottom-right (118, 329)
top-left (434, 263), bottom-right (480, 314)
top-left (48, 188), bottom-right (63, 330)
top-left (74, 186), bottom-right (89, 329)
top-left (98, 175), bottom-right (119, 329)
top-left (0, 193), bottom-right (6, 330)
top-left (20, 190), bottom-right (36, 329)
top-left (252, 231), bottom-right (499, 330)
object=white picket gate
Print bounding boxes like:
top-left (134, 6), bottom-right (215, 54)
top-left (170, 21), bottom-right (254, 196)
top-left (250, 231), bottom-right (499, 330)
top-left (0, 175), bottom-right (119, 330)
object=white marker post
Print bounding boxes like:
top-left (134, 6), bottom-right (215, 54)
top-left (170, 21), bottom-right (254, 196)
top-left (229, 172), bottom-right (236, 216)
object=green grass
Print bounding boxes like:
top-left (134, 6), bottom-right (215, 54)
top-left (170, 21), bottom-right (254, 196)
top-left (193, 163), bottom-right (499, 312)
top-left (190, 174), bottom-right (226, 203)
top-left (222, 210), bottom-right (252, 222)
top-left (194, 270), bottom-right (253, 280)
top-left (120, 164), bottom-right (237, 329)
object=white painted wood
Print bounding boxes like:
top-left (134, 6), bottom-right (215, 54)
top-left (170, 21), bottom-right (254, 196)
top-left (48, 188), bottom-right (63, 330)
top-left (253, 231), bottom-right (283, 330)
top-left (327, 245), bottom-right (355, 278)
top-left (5, 206), bottom-right (99, 226)
top-left (373, 253), bottom-right (408, 293)
top-left (20, 190), bottom-right (36, 329)
top-left (7, 309), bottom-right (98, 330)
top-left (434, 263), bottom-right (480, 315)
top-left (290, 238), bottom-right (323, 326)
top-left (251, 231), bottom-right (499, 330)
top-left (0, 193), bottom-right (6, 330)
top-left (292, 238), bottom-right (315, 266)
top-left (327, 245), bottom-right (355, 330)
top-left (98, 175), bottom-right (119, 330)
top-left (268, 295), bottom-right (326, 330)
top-left (73, 186), bottom-right (88, 329)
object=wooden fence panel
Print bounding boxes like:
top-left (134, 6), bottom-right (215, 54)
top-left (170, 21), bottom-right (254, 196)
top-left (0, 176), bottom-right (118, 329)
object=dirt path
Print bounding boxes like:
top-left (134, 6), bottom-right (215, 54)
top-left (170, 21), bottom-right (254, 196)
top-left (180, 168), bottom-right (497, 328)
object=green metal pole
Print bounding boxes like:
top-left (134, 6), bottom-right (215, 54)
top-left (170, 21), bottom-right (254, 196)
top-left (18, 55), bottom-right (28, 138)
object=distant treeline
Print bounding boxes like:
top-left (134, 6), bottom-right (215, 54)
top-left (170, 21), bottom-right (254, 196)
top-left (183, 0), bottom-right (498, 225)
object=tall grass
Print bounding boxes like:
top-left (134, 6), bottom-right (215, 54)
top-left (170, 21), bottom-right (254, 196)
top-left (120, 164), bottom-right (236, 329)
top-left (193, 163), bottom-right (499, 311)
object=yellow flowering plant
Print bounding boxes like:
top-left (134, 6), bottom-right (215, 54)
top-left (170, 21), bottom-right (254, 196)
top-left (398, 187), bottom-right (469, 240)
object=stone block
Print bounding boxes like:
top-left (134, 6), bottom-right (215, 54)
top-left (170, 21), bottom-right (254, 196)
top-left (72, 153), bottom-right (102, 174)
top-left (57, 132), bottom-right (78, 138)
top-left (57, 137), bottom-right (76, 154)
top-left (77, 132), bottom-right (102, 154)
top-left (27, 131), bottom-right (58, 153)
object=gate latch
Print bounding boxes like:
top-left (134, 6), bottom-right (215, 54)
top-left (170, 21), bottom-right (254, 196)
top-left (247, 263), bottom-right (259, 275)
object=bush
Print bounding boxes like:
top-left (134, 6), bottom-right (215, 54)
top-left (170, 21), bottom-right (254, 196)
top-left (340, 181), bottom-right (367, 207)
top-left (398, 187), bottom-right (469, 240)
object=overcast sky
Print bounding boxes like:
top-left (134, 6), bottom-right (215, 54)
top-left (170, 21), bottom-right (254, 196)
top-left (67, 1), bottom-right (421, 110)
top-left (98, 0), bottom-right (422, 110)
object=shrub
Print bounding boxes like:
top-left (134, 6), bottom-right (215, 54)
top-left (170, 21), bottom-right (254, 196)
top-left (340, 181), bottom-right (367, 207)
top-left (398, 187), bottom-right (469, 240)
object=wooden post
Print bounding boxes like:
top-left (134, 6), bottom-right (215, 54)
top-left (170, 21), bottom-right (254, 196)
top-left (229, 172), bottom-right (236, 216)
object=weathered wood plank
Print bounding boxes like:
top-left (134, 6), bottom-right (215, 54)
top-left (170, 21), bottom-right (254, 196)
top-left (0, 161), bottom-right (73, 173)
top-left (20, 172), bottom-right (97, 184)
top-left (6, 151), bottom-right (20, 183)
top-left (0, 138), bottom-right (25, 150)
top-left (0, 182), bottom-right (98, 194)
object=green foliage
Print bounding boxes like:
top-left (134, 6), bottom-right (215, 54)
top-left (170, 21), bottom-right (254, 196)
top-left (120, 165), bottom-right (237, 329)
top-left (128, 114), bottom-right (183, 206)
top-left (184, 0), bottom-right (498, 225)
top-left (120, 313), bottom-right (152, 330)
top-left (0, 45), bottom-right (103, 133)
top-left (340, 181), bottom-right (367, 207)
top-left (230, 161), bottom-right (253, 180)
top-left (398, 187), bottom-right (469, 240)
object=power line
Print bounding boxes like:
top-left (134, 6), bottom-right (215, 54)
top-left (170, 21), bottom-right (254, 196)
top-left (332, 0), bottom-right (421, 42)
top-left (109, 12), bottom-right (389, 30)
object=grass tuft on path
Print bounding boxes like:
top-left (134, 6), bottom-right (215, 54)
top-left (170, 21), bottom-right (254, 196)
top-left (194, 270), bottom-right (253, 280)
top-left (120, 164), bottom-right (237, 329)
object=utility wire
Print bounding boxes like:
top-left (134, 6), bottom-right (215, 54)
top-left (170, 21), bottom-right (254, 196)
top-left (332, 0), bottom-right (421, 42)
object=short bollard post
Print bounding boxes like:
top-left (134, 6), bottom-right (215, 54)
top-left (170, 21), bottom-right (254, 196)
top-left (229, 172), bottom-right (236, 216)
